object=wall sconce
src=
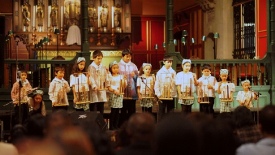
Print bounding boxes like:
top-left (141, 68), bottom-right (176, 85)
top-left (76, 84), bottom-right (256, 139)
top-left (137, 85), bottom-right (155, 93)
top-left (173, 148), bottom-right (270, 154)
top-left (202, 35), bottom-right (206, 41)
top-left (214, 32), bottom-right (219, 39)
top-left (191, 38), bottom-right (195, 57)
top-left (207, 32), bottom-right (219, 59)
top-left (181, 30), bottom-right (188, 58)
top-left (162, 42), bottom-right (166, 48)
top-left (182, 30), bottom-right (188, 37)
top-left (154, 44), bottom-right (158, 50)
top-left (181, 37), bottom-right (186, 45)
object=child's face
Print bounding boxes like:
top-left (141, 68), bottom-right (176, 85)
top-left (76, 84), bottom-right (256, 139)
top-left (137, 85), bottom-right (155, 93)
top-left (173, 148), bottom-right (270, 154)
top-left (182, 63), bottom-right (191, 72)
top-left (56, 70), bottom-right (65, 79)
top-left (163, 60), bottom-right (172, 69)
top-left (202, 69), bottom-right (211, 76)
top-left (220, 74), bottom-right (228, 81)
top-left (94, 56), bottom-right (103, 65)
top-left (143, 65), bottom-right (151, 75)
top-left (242, 82), bottom-right (250, 91)
top-left (122, 54), bottom-right (131, 63)
top-left (78, 61), bottom-right (85, 71)
top-left (111, 64), bottom-right (119, 74)
top-left (20, 72), bottom-right (27, 81)
top-left (34, 94), bottom-right (42, 103)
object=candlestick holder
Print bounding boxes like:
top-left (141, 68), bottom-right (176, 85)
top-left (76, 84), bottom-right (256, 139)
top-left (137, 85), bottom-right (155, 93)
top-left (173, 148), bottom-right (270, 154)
top-left (97, 27), bottom-right (101, 46)
top-left (60, 27), bottom-right (65, 45)
top-left (47, 33), bottom-right (52, 45)
top-left (111, 28), bottom-right (115, 46)
top-left (32, 33), bottom-right (37, 45)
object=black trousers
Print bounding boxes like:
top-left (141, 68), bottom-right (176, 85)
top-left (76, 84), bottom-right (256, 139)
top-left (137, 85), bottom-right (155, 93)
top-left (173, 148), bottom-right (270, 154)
top-left (13, 103), bottom-right (29, 125)
top-left (120, 100), bottom-right (136, 126)
top-left (110, 108), bottom-right (120, 130)
top-left (181, 104), bottom-right (192, 114)
top-left (89, 102), bottom-right (104, 114)
top-left (158, 99), bottom-right (174, 120)
top-left (199, 97), bottom-right (215, 115)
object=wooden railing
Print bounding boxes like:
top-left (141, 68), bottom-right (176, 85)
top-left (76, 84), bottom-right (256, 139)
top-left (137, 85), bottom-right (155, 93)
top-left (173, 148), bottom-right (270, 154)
top-left (1, 52), bottom-right (272, 112)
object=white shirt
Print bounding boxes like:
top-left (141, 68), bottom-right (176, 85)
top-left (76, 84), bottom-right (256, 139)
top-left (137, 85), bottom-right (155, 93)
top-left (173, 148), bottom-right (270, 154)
top-left (236, 138), bottom-right (275, 155)
top-left (70, 73), bottom-right (89, 92)
top-left (197, 75), bottom-right (217, 97)
top-left (176, 71), bottom-right (196, 93)
top-left (154, 66), bottom-right (177, 98)
top-left (215, 82), bottom-right (235, 98)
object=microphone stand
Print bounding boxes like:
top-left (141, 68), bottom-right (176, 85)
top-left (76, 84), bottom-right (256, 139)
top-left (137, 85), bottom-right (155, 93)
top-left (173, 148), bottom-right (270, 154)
top-left (250, 87), bottom-right (261, 125)
top-left (15, 35), bottom-right (22, 125)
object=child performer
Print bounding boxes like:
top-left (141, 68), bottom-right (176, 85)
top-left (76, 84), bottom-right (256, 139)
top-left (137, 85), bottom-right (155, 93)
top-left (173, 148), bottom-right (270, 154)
top-left (70, 57), bottom-right (90, 111)
top-left (236, 79), bottom-right (258, 109)
top-left (118, 49), bottom-right (139, 124)
top-left (176, 59), bottom-right (198, 114)
top-left (11, 70), bottom-right (33, 124)
top-left (108, 61), bottom-right (126, 130)
top-left (48, 66), bottom-right (71, 112)
top-left (154, 55), bottom-right (177, 120)
top-left (215, 69), bottom-right (235, 113)
top-left (137, 63), bottom-right (155, 113)
top-left (88, 50), bottom-right (110, 114)
top-left (28, 89), bottom-right (46, 116)
top-left (197, 64), bottom-right (217, 115)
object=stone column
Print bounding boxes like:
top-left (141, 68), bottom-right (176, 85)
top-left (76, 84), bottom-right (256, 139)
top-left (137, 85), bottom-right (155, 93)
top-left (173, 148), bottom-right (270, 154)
top-left (81, 0), bottom-right (91, 66)
top-left (202, 0), bottom-right (233, 59)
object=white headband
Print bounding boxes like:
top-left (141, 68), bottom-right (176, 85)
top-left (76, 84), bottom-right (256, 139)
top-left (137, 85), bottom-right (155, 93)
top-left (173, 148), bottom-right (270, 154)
top-left (182, 59), bottom-right (191, 64)
top-left (220, 69), bottom-right (229, 75)
top-left (241, 79), bottom-right (250, 85)
top-left (109, 61), bottom-right (118, 68)
top-left (33, 89), bottom-right (44, 96)
top-left (142, 63), bottom-right (152, 68)
top-left (77, 57), bottom-right (86, 63)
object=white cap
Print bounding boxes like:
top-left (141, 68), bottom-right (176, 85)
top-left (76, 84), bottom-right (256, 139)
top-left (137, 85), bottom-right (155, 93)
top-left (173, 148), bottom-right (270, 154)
top-left (220, 69), bottom-right (229, 75)
top-left (182, 59), bottom-right (191, 64)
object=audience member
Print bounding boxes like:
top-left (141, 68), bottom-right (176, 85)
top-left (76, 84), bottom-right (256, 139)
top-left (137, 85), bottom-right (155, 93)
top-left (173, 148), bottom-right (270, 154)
top-left (236, 105), bottom-right (275, 155)
top-left (232, 106), bottom-right (262, 145)
top-left (47, 126), bottom-right (95, 155)
top-left (45, 110), bottom-right (72, 135)
top-left (0, 142), bottom-right (18, 155)
top-left (25, 114), bottom-right (46, 139)
top-left (81, 122), bottom-right (115, 155)
top-left (188, 113), bottom-right (237, 155)
top-left (154, 113), bottom-right (199, 155)
top-left (116, 113), bottom-right (155, 155)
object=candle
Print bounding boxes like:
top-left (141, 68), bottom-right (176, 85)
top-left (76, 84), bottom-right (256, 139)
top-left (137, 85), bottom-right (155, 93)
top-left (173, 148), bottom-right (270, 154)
top-left (112, 7), bottom-right (114, 28)
top-left (48, 6), bottom-right (51, 27)
top-left (60, 6), bottom-right (63, 27)
top-left (32, 6), bottom-right (36, 27)
top-left (126, 17), bottom-right (130, 28)
top-left (98, 6), bottom-right (101, 27)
